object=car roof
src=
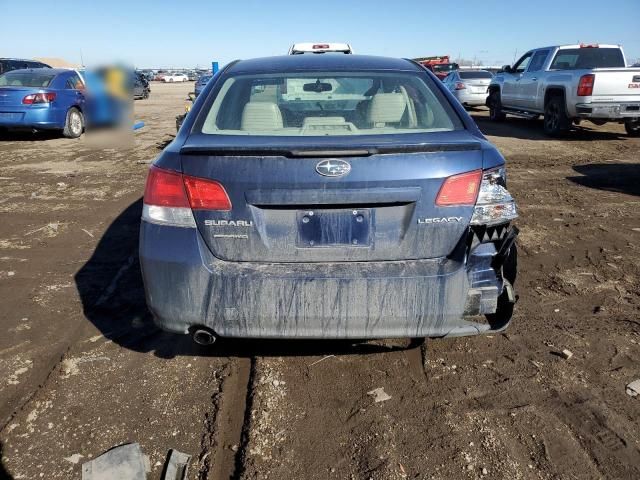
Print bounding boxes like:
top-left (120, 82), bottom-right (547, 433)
top-left (529, 44), bottom-right (620, 52)
top-left (228, 54), bottom-right (421, 74)
top-left (0, 58), bottom-right (49, 62)
top-left (2, 68), bottom-right (69, 75)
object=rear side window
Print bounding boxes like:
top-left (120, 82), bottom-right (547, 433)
top-left (527, 50), bottom-right (549, 72)
top-left (459, 71), bottom-right (493, 79)
top-left (65, 73), bottom-right (83, 89)
top-left (0, 71), bottom-right (56, 87)
top-left (550, 48), bottom-right (625, 69)
top-left (200, 71), bottom-right (463, 136)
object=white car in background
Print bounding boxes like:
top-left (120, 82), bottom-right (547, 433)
top-left (443, 70), bottom-right (493, 108)
top-left (288, 42), bottom-right (353, 54)
top-left (163, 73), bottom-right (189, 83)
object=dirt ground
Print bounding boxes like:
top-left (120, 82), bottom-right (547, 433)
top-left (0, 82), bottom-right (639, 480)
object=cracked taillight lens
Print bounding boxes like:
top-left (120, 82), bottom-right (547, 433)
top-left (470, 167), bottom-right (518, 226)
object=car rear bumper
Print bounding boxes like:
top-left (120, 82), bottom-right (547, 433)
top-left (0, 107), bottom-right (65, 129)
top-left (575, 102), bottom-right (640, 119)
top-left (454, 91), bottom-right (488, 106)
top-left (139, 222), bottom-right (514, 339)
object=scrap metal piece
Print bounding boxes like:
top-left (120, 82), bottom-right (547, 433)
top-left (82, 442), bottom-right (146, 480)
top-left (162, 449), bottom-right (191, 480)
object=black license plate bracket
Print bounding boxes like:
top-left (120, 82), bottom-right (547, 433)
top-left (297, 209), bottom-right (371, 247)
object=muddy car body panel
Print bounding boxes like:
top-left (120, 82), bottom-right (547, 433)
top-left (140, 54), bottom-right (518, 339)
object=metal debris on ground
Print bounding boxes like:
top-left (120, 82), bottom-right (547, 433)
top-left (367, 387), bottom-right (391, 403)
top-left (560, 349), bottom-right (573, 360)
top-left (82, 442), bottom-right (147, 480)
top-left (626, 379), bottom-right (640, 397)
top-left (162, 449), bottom-right (191, 480)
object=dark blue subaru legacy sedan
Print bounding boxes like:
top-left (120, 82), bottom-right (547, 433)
top-left (140, 54), bottom-right (518, 345)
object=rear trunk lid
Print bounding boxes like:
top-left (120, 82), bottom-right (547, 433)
top-left (465, 78), bottom-right (491, 94)
top-left (180, 132), bottom-right (484, 263)
top-left (0, 87), bottom-right (32, 107)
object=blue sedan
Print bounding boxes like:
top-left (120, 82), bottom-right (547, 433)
top-left (140, 54), bottom-right (519, 345)
top-left (0, 68), bottom-right (86, 138)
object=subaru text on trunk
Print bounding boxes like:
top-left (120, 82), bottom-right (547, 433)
top-left (139, 54), bottom-right (519, 344)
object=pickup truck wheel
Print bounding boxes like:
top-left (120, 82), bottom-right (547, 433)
top-left (625, 120), bottom-right (640, 137)
top-left (488, 91), bottom-right (506, 121)
top-left (544, 96), bottom-right (570, 136)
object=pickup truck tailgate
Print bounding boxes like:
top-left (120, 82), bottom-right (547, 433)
top-left (591, 68), bottom-right (640, 100)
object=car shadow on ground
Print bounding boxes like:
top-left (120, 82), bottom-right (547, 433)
top-left (567, 163), bottom-right (640, 197)
top-left (0, 442), bottom-right (13, 480)
top-left (470, 114), bottom-right (628, 141)
top-left (0, 130), bottom-right (62, 142)
top-left (74, 198), bottom-right (423, 360)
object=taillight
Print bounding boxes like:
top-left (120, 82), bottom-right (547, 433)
top-left (142, 166), bottom-right (232, 227)
top-left (143, 166), bottom-right (190, 208)
top-left (183, 176), bottom-right (232, 211)
top-left (144, 166), bottom-right (231, 211)
top-left (577, 74), bottom-right (595, 96)
top-left (470, 167), bottom-right (518, 226)
top-left (22, 92), bottom-right (56, 104)
top-left (454, 82), bottom-right (466, 90)
top-left (435, 170), bottom-right (482, 206)
top-left (313, 44), bottom-right (330, 49)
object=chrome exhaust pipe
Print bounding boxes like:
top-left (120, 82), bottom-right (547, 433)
top-left (192, 328), bottom-right (216, 346)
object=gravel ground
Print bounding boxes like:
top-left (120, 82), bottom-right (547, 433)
top-left (0, 82), bottom-right (639, 479)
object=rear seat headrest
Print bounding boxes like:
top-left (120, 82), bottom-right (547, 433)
top-left (367, 93), bottom-right (407, 127)
top-left (241, 102), bottom-right (283, 131)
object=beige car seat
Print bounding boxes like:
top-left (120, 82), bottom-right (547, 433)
top-left (366, 93), bottom-right (407, 127)
top-left (241, 102), bottom-right (283, 131)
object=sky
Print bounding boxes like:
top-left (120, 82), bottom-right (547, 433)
top-left (1, 0), bottom-right (639, 68)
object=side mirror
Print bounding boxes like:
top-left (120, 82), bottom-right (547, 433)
top-left (500, 65), bottom-right (512, 74)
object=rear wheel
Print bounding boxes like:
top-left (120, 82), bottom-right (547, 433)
top-left (488, 90), bottom-right (506, 121)
top-left (625, 119), bottom-right (640, 137)
top-left (544, 96), bottom-right (570, 136)
top-left (63, 108), bottom-right (84, 139)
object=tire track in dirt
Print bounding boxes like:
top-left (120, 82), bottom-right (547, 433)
top-left (197, 356), bottom-right (253, 480)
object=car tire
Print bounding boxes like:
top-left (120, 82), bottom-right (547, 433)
top-left (544, 96), bottom-right (570, 136)
top-left (625, 120), bottom-right (640, 137)
top-left (62, 107), bottom-right (84, 139)
top-left (488, 91), bottom-right (506, 121)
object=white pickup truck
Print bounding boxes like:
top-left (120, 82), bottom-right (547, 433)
top-left (487, 44), bottom-right (640, 136)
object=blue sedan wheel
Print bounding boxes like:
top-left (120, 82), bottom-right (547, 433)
top-left (63, 108), bottom-right (84, 139)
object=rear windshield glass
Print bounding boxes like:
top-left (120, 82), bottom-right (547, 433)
top-left (0, 71), bottom-right (55, 87)
top-left (459, 71), bottom-right (493, 79)
top-left (550, 48), bottom-right (625, 69)
top-left (200, 71), bottom-right (463, 136)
